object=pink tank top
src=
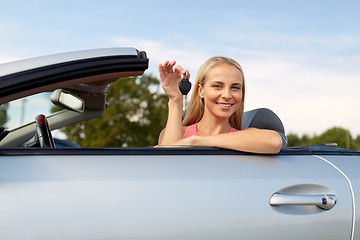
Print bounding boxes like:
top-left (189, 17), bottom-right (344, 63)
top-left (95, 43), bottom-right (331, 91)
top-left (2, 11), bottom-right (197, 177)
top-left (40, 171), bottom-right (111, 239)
top-left (183, 123), bottom-right (238, 138)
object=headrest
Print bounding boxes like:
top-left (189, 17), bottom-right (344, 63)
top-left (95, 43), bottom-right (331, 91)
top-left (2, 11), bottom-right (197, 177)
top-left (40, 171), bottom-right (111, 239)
top-left (241, 108), bottom-right (287, 148)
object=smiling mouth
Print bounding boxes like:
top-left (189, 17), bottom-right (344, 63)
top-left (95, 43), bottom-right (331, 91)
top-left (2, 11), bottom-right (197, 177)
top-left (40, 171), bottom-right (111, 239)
top-left (216, 102), bottom-right (234, 107)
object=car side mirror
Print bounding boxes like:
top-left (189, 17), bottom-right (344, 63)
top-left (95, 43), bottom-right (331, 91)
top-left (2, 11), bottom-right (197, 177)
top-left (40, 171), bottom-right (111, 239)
top-left (50, 89), bottom-right (85, 113)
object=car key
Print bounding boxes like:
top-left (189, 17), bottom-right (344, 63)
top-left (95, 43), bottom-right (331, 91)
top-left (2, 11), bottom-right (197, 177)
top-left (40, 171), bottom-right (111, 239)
top-left (179, 79), bottom-right (191, 111)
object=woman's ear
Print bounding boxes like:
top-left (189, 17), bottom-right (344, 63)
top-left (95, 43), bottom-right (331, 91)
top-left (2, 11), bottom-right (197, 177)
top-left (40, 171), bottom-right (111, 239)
top-left (198, 84), bottom-right (204, 98)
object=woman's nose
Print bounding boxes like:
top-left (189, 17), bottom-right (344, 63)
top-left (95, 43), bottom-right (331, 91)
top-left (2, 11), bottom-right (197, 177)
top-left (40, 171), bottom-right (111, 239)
top-left (221, 88), bottom-right (231, 99)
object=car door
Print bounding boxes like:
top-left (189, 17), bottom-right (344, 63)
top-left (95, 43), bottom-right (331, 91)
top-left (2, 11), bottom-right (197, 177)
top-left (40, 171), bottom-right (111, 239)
top-left (0, 148), bottom-right (353, 240)
top-left (318, 154), bottom-right (359, 240)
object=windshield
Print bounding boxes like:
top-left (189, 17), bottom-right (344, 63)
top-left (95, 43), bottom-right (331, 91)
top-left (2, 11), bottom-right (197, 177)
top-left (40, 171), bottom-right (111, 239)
top-left (1, 93), bottom-right (53, 130)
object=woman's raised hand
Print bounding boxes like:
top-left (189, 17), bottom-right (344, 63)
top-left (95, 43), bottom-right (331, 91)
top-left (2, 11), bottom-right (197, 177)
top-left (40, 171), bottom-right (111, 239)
top-left (159, 60), bottom-right (190, 102)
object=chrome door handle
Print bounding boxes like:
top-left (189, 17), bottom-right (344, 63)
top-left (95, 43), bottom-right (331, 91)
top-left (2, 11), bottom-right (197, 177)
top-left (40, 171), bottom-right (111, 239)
top-left (270, 193), bottom-right (337, 210)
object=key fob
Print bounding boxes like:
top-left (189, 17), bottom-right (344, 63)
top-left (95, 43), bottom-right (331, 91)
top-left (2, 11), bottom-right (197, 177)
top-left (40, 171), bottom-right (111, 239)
top-left (179, 79), bottom-right (191, 95)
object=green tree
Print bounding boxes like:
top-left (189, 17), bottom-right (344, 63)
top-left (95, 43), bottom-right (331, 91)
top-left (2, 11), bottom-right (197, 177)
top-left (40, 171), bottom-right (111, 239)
top-left (287, 133), bottom-right (313, 147)
top-left (60, 74), bottom-right (168, 147)
top-left (287, 127), bottom-right (360, 150)
top-left (356, 135), bottom-right (360, 145)
top-left (286, 133), bottom-right (303, 147)
top-left (301, 134), bottom-right (311, 145)
top-left (0, 103), bottom-right (9, 127)
top-left (355, 135), bottom-right (360, 150)
top-left (309, 127), bottom-right (353, 149)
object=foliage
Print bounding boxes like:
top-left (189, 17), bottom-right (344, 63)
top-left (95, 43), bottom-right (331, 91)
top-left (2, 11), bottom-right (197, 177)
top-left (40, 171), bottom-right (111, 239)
top-left (356, 135), bottom-right (360, 148)
top-left (287, 127), bottom-right (360, 150)
top-left (286, 133), bottom-right (310, 147)
top-left (60, 74), bottom-right (168, 147)
top-left (0, 103), bottom-right (9, 127)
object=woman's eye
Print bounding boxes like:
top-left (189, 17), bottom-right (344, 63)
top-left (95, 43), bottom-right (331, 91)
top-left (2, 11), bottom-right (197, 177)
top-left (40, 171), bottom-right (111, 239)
top-left (212, 84), bottom-right (221, 88)
top-left (232, 86), bottom-right (241, 90)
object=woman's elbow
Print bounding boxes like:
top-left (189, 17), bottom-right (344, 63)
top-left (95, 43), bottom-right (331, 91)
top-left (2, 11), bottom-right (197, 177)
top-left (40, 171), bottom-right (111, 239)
top-left (267, 132), bottom-right (283, 154)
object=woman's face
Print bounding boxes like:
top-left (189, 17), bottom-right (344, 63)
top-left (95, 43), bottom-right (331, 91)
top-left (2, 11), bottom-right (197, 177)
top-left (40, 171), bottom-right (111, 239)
top-left (198, 63), bottom-right (243, 120)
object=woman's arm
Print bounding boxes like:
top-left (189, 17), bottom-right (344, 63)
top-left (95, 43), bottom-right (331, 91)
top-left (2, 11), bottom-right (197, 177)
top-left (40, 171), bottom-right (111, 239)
top-left (158, 99), bottom-right (183, 144)
top-left (170, 128), bottom-right (283, 154)
top-left (158, 60), bottom-right (190, 145)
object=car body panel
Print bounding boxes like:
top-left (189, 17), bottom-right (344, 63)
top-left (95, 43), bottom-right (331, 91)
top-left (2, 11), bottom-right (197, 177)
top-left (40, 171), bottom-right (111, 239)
top-left (0, 148), bottom-right (354, 239)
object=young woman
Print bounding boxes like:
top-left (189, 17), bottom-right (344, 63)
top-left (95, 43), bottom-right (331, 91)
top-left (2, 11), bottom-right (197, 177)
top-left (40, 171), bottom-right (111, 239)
top-left (158, 56), bottom-right (283, 154)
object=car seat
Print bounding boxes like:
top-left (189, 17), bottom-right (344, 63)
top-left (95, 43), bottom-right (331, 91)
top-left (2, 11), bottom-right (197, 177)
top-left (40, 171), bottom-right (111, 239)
top-left (241, 108), bottom-right (287, 149)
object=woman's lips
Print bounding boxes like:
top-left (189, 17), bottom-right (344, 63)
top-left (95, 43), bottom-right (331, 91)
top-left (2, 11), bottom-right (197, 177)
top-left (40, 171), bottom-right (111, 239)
top-left (216, 102), bottom-right (234, 108)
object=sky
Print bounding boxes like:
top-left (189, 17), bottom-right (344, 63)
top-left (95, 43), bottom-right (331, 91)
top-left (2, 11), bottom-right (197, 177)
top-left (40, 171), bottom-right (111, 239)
top-left (1, 0), bottom-right (359, 137)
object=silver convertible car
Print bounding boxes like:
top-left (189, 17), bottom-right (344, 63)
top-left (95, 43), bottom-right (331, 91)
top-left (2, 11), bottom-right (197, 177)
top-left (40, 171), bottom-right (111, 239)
top-left (0, 48), bottom-right (359, 240)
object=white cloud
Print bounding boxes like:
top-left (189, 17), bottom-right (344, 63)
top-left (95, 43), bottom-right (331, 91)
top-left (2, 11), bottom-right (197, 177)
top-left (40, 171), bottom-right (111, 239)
top-left (242, 57), bottom-right (360, 136)
top-left (106, 36), bottom-right (211, 77)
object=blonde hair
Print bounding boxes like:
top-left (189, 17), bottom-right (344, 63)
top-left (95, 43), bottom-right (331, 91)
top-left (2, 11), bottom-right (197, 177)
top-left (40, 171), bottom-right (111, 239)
top-left (183, 56), bottom-right (245, 130)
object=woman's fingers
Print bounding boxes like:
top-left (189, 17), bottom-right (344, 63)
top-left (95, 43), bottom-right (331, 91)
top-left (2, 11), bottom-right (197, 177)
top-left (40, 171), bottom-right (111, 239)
top-left (183, 69), bottom-right (190, 80)
top-left (165, 60), bottom-right (176, 74)
top-left (158, 63), bottom-right (166, 79)
top-left (159, 60), bottom-right (190, 82)
top-left (174, 65), bottom-right (185, 75)
top-left (158, 60), bottom-right (191, 101)
top-left (175, 66), bottom-right (190, 80)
